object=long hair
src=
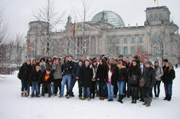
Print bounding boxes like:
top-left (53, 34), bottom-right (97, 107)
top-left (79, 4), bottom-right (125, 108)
top-left (168, 62), bottom-right (173, 72)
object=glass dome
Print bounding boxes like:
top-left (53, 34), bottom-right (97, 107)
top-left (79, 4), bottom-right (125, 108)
top-left (91, 11), bottom-right (125, 28)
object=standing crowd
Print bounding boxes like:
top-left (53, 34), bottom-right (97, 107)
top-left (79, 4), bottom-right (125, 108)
top-left (18, 53), bottom-right (176, 107)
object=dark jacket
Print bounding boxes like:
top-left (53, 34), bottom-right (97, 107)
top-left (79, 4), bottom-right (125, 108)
top-left (72, 63), bottom-right (82, 78)
top-left (96, 64), bottom-right (108, 82)
top-left (162, 67), bottom-right (175, 84)
top-left (29, 69), bottom-right (42, 83)
top-left (19, 63), bottom-right (32, 81)
top-left (117, 65), bottom-right (127, 82)
top-left (80, 65), bottom-right (93, 87)
top-left (40, 71), bottom-right (53, 84)
top-left (142, 66), bottom-right (156, 87)
top-left (128, 65), bottom-right (141, 85)
top-left (62, 61), bottom-right (74, 75)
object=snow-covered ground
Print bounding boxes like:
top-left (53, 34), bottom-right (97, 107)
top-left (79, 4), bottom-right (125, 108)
top-left (0, 69), bottom-right (180, 119)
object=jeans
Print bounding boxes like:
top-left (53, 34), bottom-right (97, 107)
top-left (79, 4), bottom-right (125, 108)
top-left (83, 87), bottom-right (90, 98)
top-left (144, 87), bottom-right (153, 98)
top-left (164, 83), bottom-right (172, 96)
top-left (21, 79), bottom-right (28, 91)
top-left (117, 81), bottom-right (125, 95)
top-left (99, 82), bottom-right (106, 97)
top-left (50, 83), bottom-right (54, 94)
top-left (61, 75), bottom-right (71, 96)
top-left (69, 76), bottom-right (77, 95)
top-left (31, 81), bottom-right (39, 96)
top-left (154, 81), bottom-right (161, 97)
top-left (107, 83), bottom-right (114, 99)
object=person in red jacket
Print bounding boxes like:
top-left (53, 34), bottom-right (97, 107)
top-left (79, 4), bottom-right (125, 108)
top-left (40, 68), bottom-right (53, 97)
top-left (106, 60), bottom-right (117, 101)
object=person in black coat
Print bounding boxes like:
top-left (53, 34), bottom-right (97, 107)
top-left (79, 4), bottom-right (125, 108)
top-left (70, 60), bottom-right (83, 97)
top-left (128, 60), bottom-right (141, 103)
top-left (40, 68), bottom-right (53, 97)
top-left (29, 65), bottom-right (41, 97)
top-left (19, 59), bottom-right (32, 97)
top-left (162, 62), bottom-right (175, 101)
top-left (116, 61), bottom-right (127, 103)
top-left (142, 61), bottom-right (155, 107)
top-left (80, 60), bottom-right (93, 100)
top-left (96, 58), bottom-right (108, 100)
top-left (61, 55), bottom-right (75, 98)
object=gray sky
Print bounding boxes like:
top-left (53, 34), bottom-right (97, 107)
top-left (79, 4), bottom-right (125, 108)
top-left (1, 0), bottom-right (180, 39)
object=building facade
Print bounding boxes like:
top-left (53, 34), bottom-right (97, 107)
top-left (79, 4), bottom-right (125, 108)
top-left (26, 6), bottom-right (180, 64)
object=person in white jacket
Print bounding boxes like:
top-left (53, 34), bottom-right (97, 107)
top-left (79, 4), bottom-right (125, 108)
top-left (153, 61), bottom-right (164, 97)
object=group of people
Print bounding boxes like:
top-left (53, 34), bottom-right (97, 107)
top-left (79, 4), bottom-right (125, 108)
top-left (18, 53), bottom-right (176, 107)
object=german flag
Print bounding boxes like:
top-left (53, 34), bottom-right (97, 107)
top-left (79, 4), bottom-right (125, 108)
top-left (72, 22), bottom-right (77, 38)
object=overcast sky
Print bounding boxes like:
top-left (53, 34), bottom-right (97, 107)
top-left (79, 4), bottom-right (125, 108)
top-left (1, 0), bottom-right (180, 39)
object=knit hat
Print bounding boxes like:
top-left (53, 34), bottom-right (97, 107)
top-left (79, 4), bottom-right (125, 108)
top-left (163, 59), bottom-right (168, 63)
top-left (146, 61), bottom-right (152, 66)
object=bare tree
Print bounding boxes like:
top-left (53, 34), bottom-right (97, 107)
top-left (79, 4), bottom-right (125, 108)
top-left (134, 47), bottom-right (148, 63)
top-left (0, 8), bottom-right (10, 73)
top-left (33, 0), bottom-right (65, 53)
top-left (67, 0), bottom-right (95, 57)
top-left (151, 33), bottom-right (180, 65)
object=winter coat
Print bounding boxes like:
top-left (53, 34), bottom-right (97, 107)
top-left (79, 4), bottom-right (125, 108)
top-left (154, 66), bottom-right (164, 81)
top-left (52, 63), bottom-right (62, 79)
top-left (72, 63), bottom-right (82, 78)
top-left (40, 71), bottom-right (53, 84)
top-left (142, 66), bottom-right (156, 87)
top-left (29, 69), bottom-right (42, 83)
top-left (80, 65), bottom-right (93, 87)
top-left (128, 65), bottom-right (141, 85)
top-left (117, 66), bottom-right (127, 82)
top-left (96, 64), bottom-right (108, 82)
top-left (106, 69), bottom-right (117, 86)
top-left (124, 62), bottom-right (131, 71)
top-left (19, 63), bottom-right (32, 81)
top-left (162, 67), bottom-right (175, 84)
top-left (62, 61), bottom-right (75, 75)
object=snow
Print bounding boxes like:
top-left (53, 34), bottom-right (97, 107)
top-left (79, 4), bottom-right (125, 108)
top-left (0, 69), bottom-right (180, 119)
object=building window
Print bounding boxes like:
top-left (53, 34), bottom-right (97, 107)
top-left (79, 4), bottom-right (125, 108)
top-left (124, 47), bottom-right (128, 57)
top-left (117, 46), bottom-right (121, 55)
top-left (150, 14), bottom-right (153, 20)
top-left (116, 38), bottom-right (121, 44)
top-left (109, 39), bottom-right (112, 44)
top-left (155, 14), bottom-right (158, 19)
top-left (132, 37), bottom-right (135, 43)
top-left (124, 38), bottom-right (127, 43)
top-left (139, 37), bottom-right (143, 43)
top-left (160, 13), bottom-right (163, 20)
top-left (140, 46), bottom-right (144, 51)
top-left (153, 35), bottom-right (160, 42)
top-left (154, 47), bottom-right (160, 56)
top-left (131, 46), bottom-right (136, 55)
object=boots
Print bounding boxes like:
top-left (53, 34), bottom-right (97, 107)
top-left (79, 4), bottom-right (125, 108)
top-left (131, 98), bottom-right (136, 104)
top-left (143, 98), bottom-right (148, 105)
top-left (21, 91), bottom-right (24, 97)
top-left (25, 91), bottom-right (28, 97)
top-left (167, 95), bottom-right (171, 101)
top-left (146, 97), bottom-right (152, 107)
top-left (119, 95), bottom-right (123, 104)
